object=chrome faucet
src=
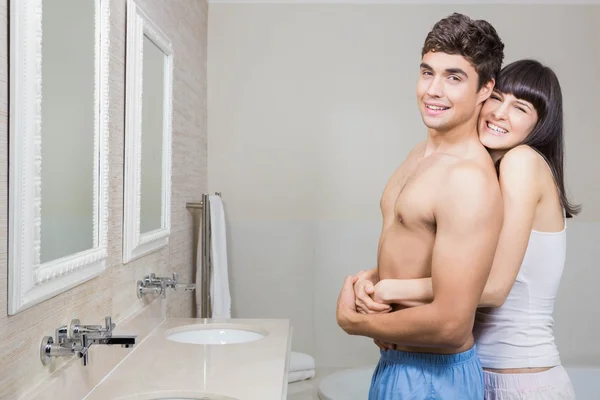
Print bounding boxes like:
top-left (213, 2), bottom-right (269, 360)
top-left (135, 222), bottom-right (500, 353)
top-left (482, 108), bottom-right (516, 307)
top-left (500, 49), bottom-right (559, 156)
top-left (137, 272), bottom-right (195, 299)
top-left (40, 316), bottom-right (136, 366)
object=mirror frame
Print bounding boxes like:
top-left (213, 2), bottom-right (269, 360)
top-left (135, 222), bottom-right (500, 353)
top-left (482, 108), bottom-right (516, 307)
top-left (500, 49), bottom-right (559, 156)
top-left (8, 0), bottom-right (110, 314)
top-left (122, 0), bottom-right (173, 263)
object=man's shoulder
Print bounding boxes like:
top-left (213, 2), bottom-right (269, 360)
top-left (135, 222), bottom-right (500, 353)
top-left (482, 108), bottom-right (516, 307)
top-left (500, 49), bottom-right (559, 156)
top-left (407, 141), bottom-right (427, 157)
top-left (446, 157), bottom-right (494, 178)
top-left (392, 141), bottom-right (427, 173)
top-left (434, 160), bottom-right (503, 223)
top-left (440, 159), bottom-right (500, 199)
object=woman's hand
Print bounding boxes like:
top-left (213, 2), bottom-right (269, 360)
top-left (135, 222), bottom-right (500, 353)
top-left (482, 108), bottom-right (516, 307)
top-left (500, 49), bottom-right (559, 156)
top-left (373, 279), bottom-right (394, 304)
top-left (353, 270), bottom-right (391, 314)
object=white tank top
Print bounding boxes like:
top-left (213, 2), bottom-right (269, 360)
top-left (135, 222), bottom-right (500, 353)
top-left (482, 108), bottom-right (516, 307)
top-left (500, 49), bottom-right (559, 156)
top-left (474, 215), bottom-right (567, 369)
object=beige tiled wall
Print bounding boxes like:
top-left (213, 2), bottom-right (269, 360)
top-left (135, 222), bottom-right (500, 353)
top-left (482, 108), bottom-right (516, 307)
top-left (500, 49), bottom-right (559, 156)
top-left (0, 0), bottom-right (208, 398)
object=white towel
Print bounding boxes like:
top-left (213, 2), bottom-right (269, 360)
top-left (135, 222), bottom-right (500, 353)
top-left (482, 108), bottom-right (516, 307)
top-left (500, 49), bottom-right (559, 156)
top-left (288, 369), bottom-right (316, 384)
top-left (287, 352), bottom-right (316, 383)
top-left (208, 195), bottom-right (231, 318)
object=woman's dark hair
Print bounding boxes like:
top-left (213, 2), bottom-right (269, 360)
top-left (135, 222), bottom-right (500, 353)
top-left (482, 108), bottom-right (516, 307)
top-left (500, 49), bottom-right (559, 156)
top-left (495, 59), bottom-right (580, 218)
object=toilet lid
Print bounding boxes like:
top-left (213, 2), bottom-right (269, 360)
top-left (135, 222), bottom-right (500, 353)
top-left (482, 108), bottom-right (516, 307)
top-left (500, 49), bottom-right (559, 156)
top-left (317, 366), bottom-right (375, 400)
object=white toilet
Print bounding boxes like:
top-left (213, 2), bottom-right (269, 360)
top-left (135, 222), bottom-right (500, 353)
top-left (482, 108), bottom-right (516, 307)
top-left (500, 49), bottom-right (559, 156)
top-left (317, 365), bottom-right (376, 400)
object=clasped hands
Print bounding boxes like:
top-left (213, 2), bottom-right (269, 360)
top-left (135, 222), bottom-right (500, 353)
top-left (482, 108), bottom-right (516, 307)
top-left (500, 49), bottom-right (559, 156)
top-left (336, 270), bottom-right (397, 351)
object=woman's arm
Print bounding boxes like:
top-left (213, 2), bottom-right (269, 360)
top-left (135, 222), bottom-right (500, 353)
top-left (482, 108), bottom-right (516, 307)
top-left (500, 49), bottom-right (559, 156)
top-left (353, 268), bottom-right (391, 313)
top-left (372, 278), bottom-right (433, 307)
top-left (374, 146), bottom-right (543, 308)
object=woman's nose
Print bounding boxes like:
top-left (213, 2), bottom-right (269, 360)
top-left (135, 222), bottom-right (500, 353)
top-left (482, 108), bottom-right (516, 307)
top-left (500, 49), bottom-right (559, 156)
top-left (492, 105), bottom-right (508, 119)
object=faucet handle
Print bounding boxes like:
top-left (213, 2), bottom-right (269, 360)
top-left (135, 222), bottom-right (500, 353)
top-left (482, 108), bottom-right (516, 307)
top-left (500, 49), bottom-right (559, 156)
top-left (171, 272), bottom-right (178, 290)
top-left (55, 325), bottom-right (68, 344)
top-left (69, 317), bottom-right (115, 339)
top-left (104, 316), bottom-right (115, 333)
top-left (69, 319), bottom-right (82, 339)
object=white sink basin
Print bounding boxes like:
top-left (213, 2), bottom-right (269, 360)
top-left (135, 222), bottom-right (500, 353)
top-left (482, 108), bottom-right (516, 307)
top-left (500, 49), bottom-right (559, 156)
top-left (164, 323), bottom-right (268, 345)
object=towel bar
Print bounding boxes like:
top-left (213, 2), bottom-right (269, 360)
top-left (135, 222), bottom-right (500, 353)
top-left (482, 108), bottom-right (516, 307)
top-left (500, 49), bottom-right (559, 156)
top-left (185, 192), bottom-right (221, 210)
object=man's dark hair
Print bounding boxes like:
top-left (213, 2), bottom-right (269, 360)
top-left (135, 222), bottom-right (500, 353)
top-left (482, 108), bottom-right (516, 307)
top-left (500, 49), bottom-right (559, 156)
top-left (422, 13), bottom-right (504, 90)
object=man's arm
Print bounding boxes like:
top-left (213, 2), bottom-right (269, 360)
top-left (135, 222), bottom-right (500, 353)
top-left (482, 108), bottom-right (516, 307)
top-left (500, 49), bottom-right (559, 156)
top-left (339, 162), bottom-right (503, 348)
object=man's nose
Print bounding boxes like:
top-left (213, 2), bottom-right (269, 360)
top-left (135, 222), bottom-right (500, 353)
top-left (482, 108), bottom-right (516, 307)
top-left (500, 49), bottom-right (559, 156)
top-left (426, 77), bottom-right (443, 98)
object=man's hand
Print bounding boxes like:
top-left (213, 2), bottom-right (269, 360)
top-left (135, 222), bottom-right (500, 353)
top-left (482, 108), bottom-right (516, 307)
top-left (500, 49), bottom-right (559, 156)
top-left (374, 338), bottom-right (396, 351)
top-left (346, 274), bottom-right (395, 351)
top-left (354, 270), bottom-right (391, 314)
top-left (336, 275), bottom-right (361, 333)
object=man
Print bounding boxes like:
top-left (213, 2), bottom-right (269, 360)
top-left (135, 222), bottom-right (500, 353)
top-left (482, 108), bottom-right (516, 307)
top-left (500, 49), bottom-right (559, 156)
top-left (336, 13), bottom-right (505, 399)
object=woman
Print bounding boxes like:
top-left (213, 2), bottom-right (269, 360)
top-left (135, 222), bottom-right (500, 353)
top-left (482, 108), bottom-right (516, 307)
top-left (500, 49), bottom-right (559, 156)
top-left (354, 59), bottom-right (579, 399)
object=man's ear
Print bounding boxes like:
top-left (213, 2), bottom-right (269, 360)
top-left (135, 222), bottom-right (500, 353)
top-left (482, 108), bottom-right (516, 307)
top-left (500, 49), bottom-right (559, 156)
top-left (478, 78), bottom-right (495, 104)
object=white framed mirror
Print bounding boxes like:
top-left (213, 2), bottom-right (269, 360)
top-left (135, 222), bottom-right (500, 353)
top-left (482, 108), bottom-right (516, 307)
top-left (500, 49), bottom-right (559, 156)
top-left (8, 0), bottom-right (110, 314)
top-left (123, 0), bottom-right (173, 263)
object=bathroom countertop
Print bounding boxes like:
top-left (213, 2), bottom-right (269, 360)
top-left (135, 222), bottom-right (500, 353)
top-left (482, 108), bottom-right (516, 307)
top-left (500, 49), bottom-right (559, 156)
top-left (84, 318), bottom-right (292, 400)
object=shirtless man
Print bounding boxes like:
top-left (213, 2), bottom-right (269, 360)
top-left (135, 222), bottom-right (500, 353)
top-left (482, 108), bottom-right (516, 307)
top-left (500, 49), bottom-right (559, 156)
top-left (336, 14), bottom-right (505, 399)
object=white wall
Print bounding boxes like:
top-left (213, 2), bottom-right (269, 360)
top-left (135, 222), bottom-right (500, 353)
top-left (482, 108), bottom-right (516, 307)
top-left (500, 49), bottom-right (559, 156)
top-left (208, 3), bottom-right (600, 368)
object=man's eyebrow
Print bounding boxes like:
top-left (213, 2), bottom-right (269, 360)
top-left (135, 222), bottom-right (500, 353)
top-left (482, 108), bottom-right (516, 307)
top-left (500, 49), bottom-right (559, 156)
top-left (420, 63), bottom-right (468, 78)
top-left (445, 68), bottom-right (468, 78)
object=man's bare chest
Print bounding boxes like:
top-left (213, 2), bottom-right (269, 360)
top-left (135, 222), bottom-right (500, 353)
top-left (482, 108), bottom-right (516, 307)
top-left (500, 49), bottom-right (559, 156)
top-left (381, 157), bottom-right (450, 230)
